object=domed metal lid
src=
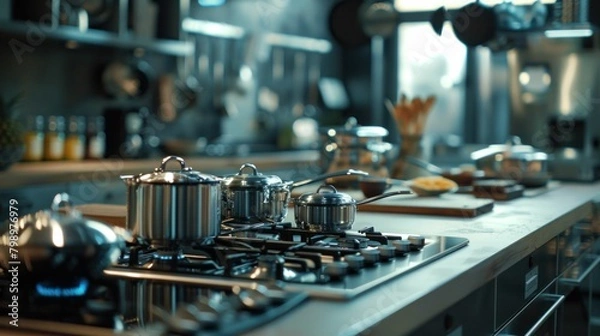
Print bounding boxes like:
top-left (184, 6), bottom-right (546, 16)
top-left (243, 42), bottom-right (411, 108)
top-left (295, 185), bottom-right (355, 206)
top-left (470, 136), bottom-right (541, 161)
top-left (221, 163), bottom-right (284, 188)
top-left (0, 193), bottom-right (122, 250)
top-left (321, 117), bottom-right (388, 138)
top-left (137, 156), bottom-right (220, 185)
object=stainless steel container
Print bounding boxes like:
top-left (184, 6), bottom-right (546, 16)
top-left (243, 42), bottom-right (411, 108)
top-left (0, 193), bottom-right (123, 278)
top-left (471, 136), bottom-right (550, 187)
top-left (120, 156), bottom-right (221, 244)
top-left (221, 163), bottom-right (368, 224)
top-left (319, 117), bottom-right (393, 187)
top-left (293, 185), bottom-right (409, 232)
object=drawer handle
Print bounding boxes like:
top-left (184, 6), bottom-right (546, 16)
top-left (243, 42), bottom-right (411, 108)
top-left (495, 294), bottom-right (565, 336)
top-left (524, 294), bottom-right (565, 336)
top-left (560, 254), bottom-right (600, 286)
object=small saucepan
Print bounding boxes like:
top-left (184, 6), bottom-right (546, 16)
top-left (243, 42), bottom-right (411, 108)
top-left (220, 163), bottom-right (369, 224)
top-left (293, 185), bottom-right (411, 232)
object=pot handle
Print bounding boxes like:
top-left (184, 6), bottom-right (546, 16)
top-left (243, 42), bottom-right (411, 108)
top-left (238, 163), bottom-right (259, 175)
top-left (356, 189), bottom-right (412, 206)
top-left (290, 168), bottom-right (369, 189)
top-left (157, 155), bottom-right (189, 172)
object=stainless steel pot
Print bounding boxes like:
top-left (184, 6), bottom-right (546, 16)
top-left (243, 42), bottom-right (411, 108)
top-left (319, 117), bottom-right (394, 187)
top-left (293, 185), bottom-right (411, 232)
top-left (120, 155), bottom-right (221, 245)
top-left (470, 136), bottom-right (550, 187)
top-left (0, 193), bottom-right (123, 278)
top-left (220, 163), bottom-right (368, 224)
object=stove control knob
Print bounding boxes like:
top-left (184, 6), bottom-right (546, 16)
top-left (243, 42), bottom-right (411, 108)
top-left (324, 261), bottom-right (349, 279)
top-left (360, 248), bottom-right (380, 265)
top-left (377, 245), bottom-right (396, 261)
top-left (392, 240), bottom-right (411, 254)
top-left (232, 286), bottom-right (272, 313)
top-left (408, 235), bottom-right (425, 249)
top-left (152, 305), bottom-right (201, 335)
top-left (344, 254), bottom-right (365, 272)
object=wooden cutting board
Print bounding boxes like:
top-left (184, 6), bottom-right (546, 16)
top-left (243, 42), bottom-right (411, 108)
top-left (357, 194), bottom-right (494, 218)
top-left (292, 187), bottom-right (495, 218)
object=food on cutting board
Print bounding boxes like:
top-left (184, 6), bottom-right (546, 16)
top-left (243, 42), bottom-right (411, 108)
top-left (411, 176), bottom-right (458, 192)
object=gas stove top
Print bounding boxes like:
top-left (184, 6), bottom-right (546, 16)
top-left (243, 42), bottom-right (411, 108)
top-left (0, 223), bottom-right (468, 335)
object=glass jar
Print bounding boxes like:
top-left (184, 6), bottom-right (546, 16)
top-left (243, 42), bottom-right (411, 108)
top-left (43, 116), bottom-right (65, 160)
top-left (86, 116), bottom-right (106, 159)
top-left (64, 116), bottom-right (86, 160)
top-left (22, 115), bottom-right (45, 161)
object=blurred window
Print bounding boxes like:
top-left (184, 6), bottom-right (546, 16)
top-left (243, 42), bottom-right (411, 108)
top-left (396, 22), bottom-right (467, 138)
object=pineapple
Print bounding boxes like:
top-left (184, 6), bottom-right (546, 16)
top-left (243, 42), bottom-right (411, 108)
top-left (0, 93), bottom-right (25, 170)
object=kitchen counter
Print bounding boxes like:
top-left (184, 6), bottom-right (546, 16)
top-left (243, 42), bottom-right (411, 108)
top-left (0, 150), bottom-right (320, 190)
top-left (244, 182), bottom-right (600, 336)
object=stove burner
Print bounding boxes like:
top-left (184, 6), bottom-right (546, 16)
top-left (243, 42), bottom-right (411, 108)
top-left (35, 278), bottom-right (90, 298)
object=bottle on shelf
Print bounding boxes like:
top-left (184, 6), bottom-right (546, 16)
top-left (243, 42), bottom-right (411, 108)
top-left (86, 116), bottom-right (106, 159)
top-left (64, 116), bottom-right (86, 160)
top-left (43, 115), bottom-right (65, 161)
top-left (22, 115), bottom-right (45, 162)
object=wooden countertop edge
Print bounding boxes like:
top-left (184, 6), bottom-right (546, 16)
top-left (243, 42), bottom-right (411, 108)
top-left (0, 150), bottom-right (320, 189)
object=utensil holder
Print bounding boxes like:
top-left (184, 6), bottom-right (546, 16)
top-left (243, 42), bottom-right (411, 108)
top-left (392, 134), bottom-right (423, 179)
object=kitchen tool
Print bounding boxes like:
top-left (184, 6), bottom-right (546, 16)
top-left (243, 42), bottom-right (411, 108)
top-left (328, 0), bottom-right (371, 48)
top-left (0, 193), bottom-right (123, 278)
top-left (293, 184), bottom-right (411, 232)
top-left (120, 155), bottom-right (221, 244)
top-left (67, 0), bottom-right (115, 28)
top-left (358, 176), bottom-right (458, 198)
top-left (102, 59), bottom-right (152, 98)
top-left (319, 117), bottom-right (394, 187)
top-left (220, 163), bottom-right (369, 224)
top-left (450, 2), bottom-right (497, 47)
top-left (470, 136), bottom-right (550, 187)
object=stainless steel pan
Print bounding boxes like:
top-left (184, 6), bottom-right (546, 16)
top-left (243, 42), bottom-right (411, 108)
top-left (220, 163), bottom-right (368, 224)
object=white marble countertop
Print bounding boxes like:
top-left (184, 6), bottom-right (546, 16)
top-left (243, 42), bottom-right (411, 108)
top-left (245, 182), bottom-right (600, 336)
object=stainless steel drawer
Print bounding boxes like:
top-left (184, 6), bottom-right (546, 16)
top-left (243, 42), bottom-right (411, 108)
top-left (494, 293), bottom-right (565, 336)
top-left (496, 237), bottom-right (558, 330)
top-left (558, 252), bottom-right (600, 336)
top-left (408, 280), bottom-right (495, 336)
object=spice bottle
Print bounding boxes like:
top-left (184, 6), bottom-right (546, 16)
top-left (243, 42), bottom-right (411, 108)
top-left (43, 115), bottom-right (65, 160)
top-left (64, 116), bottom-right (86, 160)
top-left (86, 116), bottom-right (106, 159)
top-left (22, 115), bottom-right (45, 161)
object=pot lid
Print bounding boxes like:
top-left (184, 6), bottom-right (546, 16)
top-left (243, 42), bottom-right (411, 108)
top-left (295, 185), bottom-right (355, 206)
top-left (320, 117), bottom-right (388, 138)
top-left (137, 156), bottom-right (220, 184)
top-left (470, 136), bottom-right (540, 161)
top-left (222, 163), bottom-right (283, 188)
top-left (0, 193), bottom-right (122, 250)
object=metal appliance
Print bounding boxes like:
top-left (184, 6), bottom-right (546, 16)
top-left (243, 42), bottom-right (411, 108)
top-left (507, 35), bottom-right (600, 181)
top-left (0, 218), bottom-right (468, 335)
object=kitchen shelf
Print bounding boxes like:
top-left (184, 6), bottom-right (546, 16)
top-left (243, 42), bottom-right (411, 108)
top-left (0, 20), bottom-right (194, 56)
